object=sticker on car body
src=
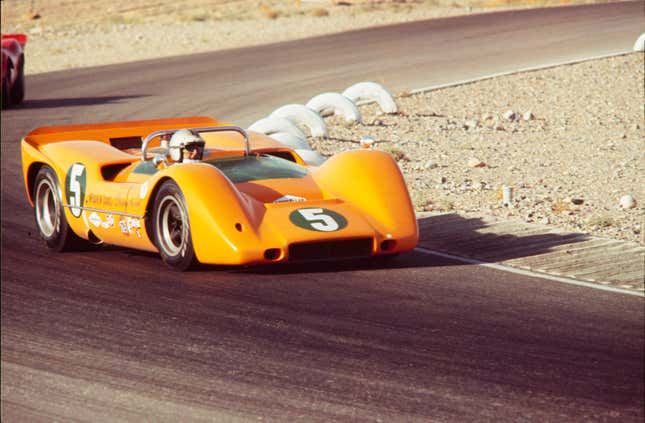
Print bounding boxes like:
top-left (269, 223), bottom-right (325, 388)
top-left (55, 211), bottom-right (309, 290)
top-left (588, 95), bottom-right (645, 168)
top-left (65, 163), bottom-right (86, 218)
top-left (289, 208), bottom-right (347, 232)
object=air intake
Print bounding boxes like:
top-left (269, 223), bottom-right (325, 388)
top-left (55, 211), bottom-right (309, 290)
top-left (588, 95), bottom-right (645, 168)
top-left (288, 238), bottom-right (373, 262)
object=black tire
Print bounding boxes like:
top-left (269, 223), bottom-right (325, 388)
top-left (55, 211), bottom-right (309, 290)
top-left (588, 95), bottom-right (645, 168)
top-left (151, 180), bottom-right (197, 271)
top-left (10, 54), bottom-right (25, 104)
top-left (33, 165), bottom-right (86, 251)
top-left (1, 66), bottom-right (11, 109)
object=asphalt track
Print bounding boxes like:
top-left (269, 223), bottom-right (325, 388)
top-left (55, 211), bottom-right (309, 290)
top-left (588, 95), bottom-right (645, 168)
top-left (2, 2), bottom-right (644, 421)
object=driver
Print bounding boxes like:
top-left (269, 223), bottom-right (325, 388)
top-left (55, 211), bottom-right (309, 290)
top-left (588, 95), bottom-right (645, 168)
top-left (168, 129), bottom-right (206, 163)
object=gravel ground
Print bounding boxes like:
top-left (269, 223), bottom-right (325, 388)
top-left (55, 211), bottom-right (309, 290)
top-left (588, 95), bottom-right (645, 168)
top-left (2, 0), bottom-right (642, 243)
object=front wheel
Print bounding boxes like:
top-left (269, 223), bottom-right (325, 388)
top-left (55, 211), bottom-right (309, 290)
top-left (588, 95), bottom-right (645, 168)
top-left (152, 180), bottom-right (197, 271)
top-left (33, 165), bottom-right (85, 251)
top-left (10, 54), bottom-right (25, 104)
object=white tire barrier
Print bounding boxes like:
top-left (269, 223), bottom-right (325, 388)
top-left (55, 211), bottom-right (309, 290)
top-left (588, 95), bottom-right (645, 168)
top-left (306, 92), bottom-right (362, 124)
top-left (270, 104), bottom-right (328, 138)
top-left (248, 116), bottom-right (307, 140)
top-left (342, 81), bottom-right (398, 114)
top-left (268, 131), bottom-right (312, 151)
top-left (634, 33), bottom-right (645, 52)
top-left (295, 149), bottom-right (327, 166)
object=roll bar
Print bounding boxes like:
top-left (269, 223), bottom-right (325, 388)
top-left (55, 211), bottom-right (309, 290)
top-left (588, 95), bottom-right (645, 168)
top-left (141, 126), bottom-right (251, 161)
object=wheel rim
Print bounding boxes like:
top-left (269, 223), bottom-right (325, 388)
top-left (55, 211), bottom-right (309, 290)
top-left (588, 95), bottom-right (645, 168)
top-left (156, 195), bottom-right (187, 256)
top-left (35, 177), bottom-right (58, 238)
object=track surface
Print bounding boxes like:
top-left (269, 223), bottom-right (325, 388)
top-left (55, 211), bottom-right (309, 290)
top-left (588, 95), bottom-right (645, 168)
top-left (2, 3), bottom-right (644, 421)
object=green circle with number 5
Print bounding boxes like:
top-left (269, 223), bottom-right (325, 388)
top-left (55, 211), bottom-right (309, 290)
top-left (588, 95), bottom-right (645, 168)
top-left (289, 208), bottom-right (347, 232)
top-left (65, 163), bottom-right (86, 218)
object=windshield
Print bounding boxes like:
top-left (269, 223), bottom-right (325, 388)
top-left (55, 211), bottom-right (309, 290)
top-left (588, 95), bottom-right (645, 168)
top-left (205, 154), bottom-right (308, 183)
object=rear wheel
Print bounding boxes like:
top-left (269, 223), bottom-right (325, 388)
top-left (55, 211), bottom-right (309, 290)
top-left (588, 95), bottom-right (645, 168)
top-left (152, 180), bottom-right (196, 271)
top-left (33, 165), bottom-right (85, 251)
top-left (1, 66), bottom-right (11, 109)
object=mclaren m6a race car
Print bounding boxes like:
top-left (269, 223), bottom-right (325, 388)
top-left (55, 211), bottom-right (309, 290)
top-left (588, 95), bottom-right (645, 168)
top-left (21, 116), bottom-right (418, 270)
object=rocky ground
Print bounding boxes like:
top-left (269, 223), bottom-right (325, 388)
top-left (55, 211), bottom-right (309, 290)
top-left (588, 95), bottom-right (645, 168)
top-left (2, 0), bottom-right (642, 243)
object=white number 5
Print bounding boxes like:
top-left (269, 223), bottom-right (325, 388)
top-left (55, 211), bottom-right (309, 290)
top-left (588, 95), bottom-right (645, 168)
top-left (297, 208), bottom-right (339, 232)
top-left (68, 163), bottom-right (85, 217)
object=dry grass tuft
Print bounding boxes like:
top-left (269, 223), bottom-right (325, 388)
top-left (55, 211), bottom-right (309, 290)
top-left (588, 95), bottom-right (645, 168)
top-left (311, 8), bottom-right (330, 17)
top-left (260, 4), bottom-right (280, 20)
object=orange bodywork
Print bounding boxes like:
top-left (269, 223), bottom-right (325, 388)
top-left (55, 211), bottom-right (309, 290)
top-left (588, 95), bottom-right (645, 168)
top-left (21, 116), bottom-right (418, 265)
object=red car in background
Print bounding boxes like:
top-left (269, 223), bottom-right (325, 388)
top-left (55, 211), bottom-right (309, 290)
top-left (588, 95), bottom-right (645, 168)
top-left (2, 33), bottom-right (27, 108)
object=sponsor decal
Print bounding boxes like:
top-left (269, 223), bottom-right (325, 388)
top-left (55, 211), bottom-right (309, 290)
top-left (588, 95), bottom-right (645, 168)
top-left (89, 212), bottom-right (102, 228)
top-left (289, 208), bottom-right (347, 232)
top-left (86, 194), bottom-right (128, 208)
top-left (102, 214), bottom-right (115, 229)
top-left (119, 219), bottom-right (129, 235)
top-left (140, 182), bottom-right (148, 199)
top-left (127, 217), bottom-right (142, 238)
top-left (65, 163), bottom-right (86, 218)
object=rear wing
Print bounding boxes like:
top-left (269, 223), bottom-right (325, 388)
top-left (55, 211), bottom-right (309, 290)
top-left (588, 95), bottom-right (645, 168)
top-left (23, 116), bottom-right (224, 150)
top-left (2, 34), bottom-right (27, 46)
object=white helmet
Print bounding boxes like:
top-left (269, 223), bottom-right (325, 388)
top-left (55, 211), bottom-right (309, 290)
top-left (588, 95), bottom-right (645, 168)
top-left (168, 129), bottom-right (205, 162)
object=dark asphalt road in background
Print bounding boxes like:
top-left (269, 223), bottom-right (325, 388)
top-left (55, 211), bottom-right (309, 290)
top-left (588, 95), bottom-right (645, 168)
top-left (2, 2), bottom-right (644, 421)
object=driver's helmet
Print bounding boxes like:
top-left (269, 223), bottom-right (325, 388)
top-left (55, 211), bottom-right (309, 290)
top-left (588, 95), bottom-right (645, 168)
top-left (168, 129), bottom-right (205, 162)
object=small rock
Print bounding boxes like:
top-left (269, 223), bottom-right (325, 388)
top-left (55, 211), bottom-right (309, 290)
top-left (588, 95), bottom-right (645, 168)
top-left (522, 111), bottom-right (534, 121)
top-left (425, 160), bottom-right (438, 169)
top-left (503, 110), bottom-right (516, 121)
top-left (467, 158), bottom-right (486, 168)
top-left (619, 195), bottom-right (636, 209)
top-left (570, 198), bottom-right (584, 205)
top-left (463, 119), bottom-right (479, 130)
top-left (540, 217), bottom-right (550, 225)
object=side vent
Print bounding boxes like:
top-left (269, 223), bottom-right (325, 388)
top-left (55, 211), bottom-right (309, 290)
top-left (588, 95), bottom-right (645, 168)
top-left (101, 163), bottom-right (132, 181)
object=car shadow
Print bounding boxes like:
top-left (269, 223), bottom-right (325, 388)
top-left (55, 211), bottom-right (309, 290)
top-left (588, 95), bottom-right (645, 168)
top-left (16, 95), bottom-right (148, 109)
top-left (231, 213), bottom-right (591, 275)
top-left (416, 212), bottom-right (591, 262)
top-left (78, 212), bottom-right (592, 275)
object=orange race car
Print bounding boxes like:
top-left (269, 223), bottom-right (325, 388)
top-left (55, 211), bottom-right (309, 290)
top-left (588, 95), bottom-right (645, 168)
top-left (21, 116), bottom-right (418, 270)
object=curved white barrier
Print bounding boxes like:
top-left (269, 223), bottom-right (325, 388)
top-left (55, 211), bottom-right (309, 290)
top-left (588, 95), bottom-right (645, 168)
top-left (342, 81), bottom-right (398, 114)
top-left (248, 116), bottom-right (307, 140)
top-left (295, 149), bottom-right (328, 166)
top-left (634, 33), bottom-right (645, 52)
top-left (306, 92), bottom-right (362, 124)
top-left (270, 104), bottom-right (328, 138)
top-left (268, 131), bottom-right (312, 151)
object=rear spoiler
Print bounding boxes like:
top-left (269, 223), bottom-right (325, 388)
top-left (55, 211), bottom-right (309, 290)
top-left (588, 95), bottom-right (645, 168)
top-left (2, 34), bottom-right (27, 46)
top-left (23, 116), bottom-right (224, 149)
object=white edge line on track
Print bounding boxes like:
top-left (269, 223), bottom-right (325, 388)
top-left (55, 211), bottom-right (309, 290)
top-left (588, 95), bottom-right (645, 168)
top-left (414, 246), bottom-right (645, 297)
top-left (408, 50), bottom-right (638, 95)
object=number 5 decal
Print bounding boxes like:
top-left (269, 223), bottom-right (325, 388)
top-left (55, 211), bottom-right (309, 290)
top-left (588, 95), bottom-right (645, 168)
top-left (289, 208), bottom-right (347, 232)
top-left (65, 163), bottom-right (86, 218)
